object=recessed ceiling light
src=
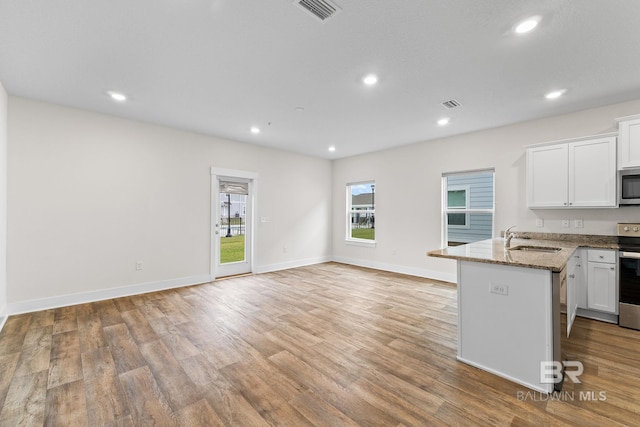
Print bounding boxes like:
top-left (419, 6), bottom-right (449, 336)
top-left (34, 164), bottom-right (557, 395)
top-left (363, 74), bottom-right (378, 86)
top-left (295, 106), bottom-right (305, 112)
top-left (107, 91), bottom-right (127, 102)
top-left (545, 89), bottom-right (566, 100)
top-left (250, 126), bottom-right (261, 134)
top-left (514, 16), bottom-right (541, 34)
top-left (437, 118), bottom-right (450, 126)
top-left (328, 146), bottom-right (336, 152)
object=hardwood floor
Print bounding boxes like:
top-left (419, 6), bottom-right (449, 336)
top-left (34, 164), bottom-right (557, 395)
top-left (1, 262), bottom-right (639, 426)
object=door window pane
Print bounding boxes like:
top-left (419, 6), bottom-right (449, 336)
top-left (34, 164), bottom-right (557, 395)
top-left (219, 192), bottom-right (246, 263)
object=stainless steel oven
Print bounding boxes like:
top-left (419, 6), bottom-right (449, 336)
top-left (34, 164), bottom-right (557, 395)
top-left (619, 169), bottom-right (640, 205)
top-left (618, 223), bottom-right (640, 329)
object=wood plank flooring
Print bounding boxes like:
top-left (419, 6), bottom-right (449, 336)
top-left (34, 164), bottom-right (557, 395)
top-left (1, 262), bottom-right (640, 426)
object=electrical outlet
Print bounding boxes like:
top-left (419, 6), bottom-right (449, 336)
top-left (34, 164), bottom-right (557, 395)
top-left (490, 283), bottom-right (508, 296)
top-left (562, 220), bottom-right (570, 228)
top-left (536, 218), bottom-right (544, 228)
top-left (136, 261), bottom-right (143, 271)
top-left (574, 219), bottom-right (584, 228)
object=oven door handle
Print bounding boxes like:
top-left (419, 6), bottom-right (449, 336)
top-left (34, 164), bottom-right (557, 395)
top-left (620, 251), bottom-right (640, 259)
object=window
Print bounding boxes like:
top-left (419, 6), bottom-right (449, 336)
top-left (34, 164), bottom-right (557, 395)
top-left (446, 185), bottom-right (470, 229)
top-left (442, 170), bottom-right (494, 247)
top-left (347, 181), bottom-right (375, 242)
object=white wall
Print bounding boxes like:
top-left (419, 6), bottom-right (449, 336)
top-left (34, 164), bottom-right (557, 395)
top-left (7, 97), bottom-right (332, 310)
top-left (0, 83), bottom-right (7, 323)
top-left (7, 95), bottom-right (640, 311)
top-left (332, 98), bottom-right (640, 282)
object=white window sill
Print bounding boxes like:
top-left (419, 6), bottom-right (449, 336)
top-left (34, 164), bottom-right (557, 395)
top-left (345, 239), bottom-right (376, 248)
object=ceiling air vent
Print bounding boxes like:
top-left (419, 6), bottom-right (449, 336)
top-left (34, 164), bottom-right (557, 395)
top-left (442, 99), bottom-right (461, 109)
top-left (294, 0), bottom-right (341, 22)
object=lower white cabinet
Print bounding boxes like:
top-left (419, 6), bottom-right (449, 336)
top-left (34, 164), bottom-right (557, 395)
top-left (587, 261), bottom-right (617, 313)
top-left (572, 249), bottom-right (618, 317)
top-left (586, 249), bottom-right (618, 314)
top-left (575, 249), bottom-right (587, 308)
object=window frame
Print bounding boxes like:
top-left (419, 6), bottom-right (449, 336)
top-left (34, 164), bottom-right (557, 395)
top-left (441, 170), bottom-right (495, 247)
top-left (346, 181), bottom-right (376, 246)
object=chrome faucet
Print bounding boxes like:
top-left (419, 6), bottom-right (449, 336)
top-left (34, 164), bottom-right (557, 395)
top-left (504, 225), bottom-right (517, 248)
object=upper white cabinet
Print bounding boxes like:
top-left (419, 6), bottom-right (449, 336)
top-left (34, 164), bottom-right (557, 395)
top-left (616, 114), bottom-right (640, 169)
top-left (527, 133), bottom-right (617, 208)
top-left (527, 144), bottom-right (568, 208)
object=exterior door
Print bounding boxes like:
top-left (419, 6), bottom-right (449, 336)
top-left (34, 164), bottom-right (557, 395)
top-left (211, 168), bottom-right (256, 278)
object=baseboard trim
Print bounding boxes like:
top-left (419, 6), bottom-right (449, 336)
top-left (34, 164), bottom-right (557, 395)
top-left (254, 256), bottom-right (333, 274)
top-left (575, 308), bottom-right (618, 324)
top-left (2, 257), bottom-right (454, 317)
top-left (4, 275), bottom-right (212, 316)
top-left (331, 256), bottom-right (456, 283)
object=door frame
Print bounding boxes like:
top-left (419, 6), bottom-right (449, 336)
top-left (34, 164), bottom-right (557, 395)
top-left (210, 167), bottom-right (258, 280)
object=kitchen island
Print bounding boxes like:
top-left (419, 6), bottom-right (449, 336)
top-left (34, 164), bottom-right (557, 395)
top-left (428, 236), bottom-right (616, 393)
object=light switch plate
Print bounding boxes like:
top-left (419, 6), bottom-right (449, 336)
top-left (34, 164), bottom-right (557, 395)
top-left (562, 220), bottom-right (570, 228)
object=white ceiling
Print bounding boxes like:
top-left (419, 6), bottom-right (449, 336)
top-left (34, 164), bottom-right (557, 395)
top-left (1, 0), bottom-right (640, 159)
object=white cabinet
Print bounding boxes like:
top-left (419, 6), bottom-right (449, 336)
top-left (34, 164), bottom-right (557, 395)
top-left (527, 134), bottom-right (617, 208)
top-left (527, 144), bottom-right (568, 207)
top-left (566, 248), bottom-right (588, 336)
top-left (586, 249), bottom-right (617, 314)
top-left (566, 256), bottom-right (577, 336)
top-left (575, 249), bottom-right (587, 309)
top-left (616, 114), bottom-right (640, 169)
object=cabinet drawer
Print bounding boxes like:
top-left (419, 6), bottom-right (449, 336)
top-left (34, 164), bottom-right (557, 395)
top-left (588, 249), bottom-right (616, 263)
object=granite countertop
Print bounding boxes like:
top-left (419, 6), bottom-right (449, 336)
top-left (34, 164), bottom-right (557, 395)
top-left (427, 233), bottom-right (618, 273)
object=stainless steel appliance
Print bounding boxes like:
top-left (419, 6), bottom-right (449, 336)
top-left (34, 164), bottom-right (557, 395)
top-left (619, 168), bottom-right (640, 205)
top-left (618, 223), bottom-right (640, 330)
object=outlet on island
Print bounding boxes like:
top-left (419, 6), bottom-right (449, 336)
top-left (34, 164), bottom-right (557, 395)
top-left (490, 283), bottom-right (508, 296)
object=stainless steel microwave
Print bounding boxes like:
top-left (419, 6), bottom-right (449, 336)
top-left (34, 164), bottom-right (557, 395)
top-left (619, 168), bottom-right (640, 205)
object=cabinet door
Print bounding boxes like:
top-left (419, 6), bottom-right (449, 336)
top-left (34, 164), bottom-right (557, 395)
top-left (587, 262), bottom-right (617, 313)
top-left (567, 258), bottom-right (578, 337)
top-left (618, 117), bottom-right (640, 169)
top-left (575, 250), bottom-right (587, 308)
top-left (569, 137), bottom-right (617, 207)
top-left (527, 144), bottom-right (568, 208)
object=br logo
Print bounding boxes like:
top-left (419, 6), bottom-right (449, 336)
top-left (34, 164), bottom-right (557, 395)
top-left (540, 361), bottom-right (584, 384)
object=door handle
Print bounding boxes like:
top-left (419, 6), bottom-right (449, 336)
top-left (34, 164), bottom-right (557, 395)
top-left (621, 252), bottom-right (640, 259)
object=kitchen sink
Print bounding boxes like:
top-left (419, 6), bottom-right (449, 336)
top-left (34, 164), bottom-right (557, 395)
top-left (509, 245), bottom-right (561, 253)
